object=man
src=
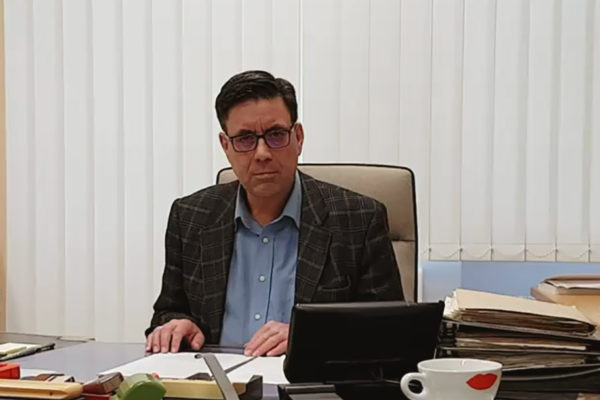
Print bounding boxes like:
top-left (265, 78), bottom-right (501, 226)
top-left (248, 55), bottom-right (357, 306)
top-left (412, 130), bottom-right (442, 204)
top-left (146, 70), bottom-right (403, 357)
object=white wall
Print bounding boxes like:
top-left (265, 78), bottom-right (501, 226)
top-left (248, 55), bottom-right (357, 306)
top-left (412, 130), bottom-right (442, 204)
top-left (4, 0), bottom-right (600, 341)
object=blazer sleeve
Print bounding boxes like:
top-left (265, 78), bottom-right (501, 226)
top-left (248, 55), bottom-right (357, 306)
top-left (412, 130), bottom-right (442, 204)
top-left (356, 201), bottom-right (404, 301)
top-left (145, 200), bottom-right (205, 336)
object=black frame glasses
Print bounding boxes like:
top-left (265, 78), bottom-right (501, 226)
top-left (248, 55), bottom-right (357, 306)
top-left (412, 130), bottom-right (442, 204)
top-left (224, 124), bottom-right (296, 153)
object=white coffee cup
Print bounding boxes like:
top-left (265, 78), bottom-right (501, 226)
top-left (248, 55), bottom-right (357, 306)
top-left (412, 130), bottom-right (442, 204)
top-left (400, 358), bottom-right (502, 400)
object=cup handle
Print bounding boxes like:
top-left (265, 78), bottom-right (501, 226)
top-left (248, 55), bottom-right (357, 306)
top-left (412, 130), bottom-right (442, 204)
top-left (400, 372), bottom-right (428, 400)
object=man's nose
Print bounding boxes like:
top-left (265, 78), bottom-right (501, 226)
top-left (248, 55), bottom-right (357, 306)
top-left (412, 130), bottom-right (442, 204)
top-left (253, 137), bottom-right (272, 160)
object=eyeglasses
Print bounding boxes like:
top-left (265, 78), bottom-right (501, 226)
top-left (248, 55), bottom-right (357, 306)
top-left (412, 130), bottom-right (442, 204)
top-left (224, 124), bottom-right (295, 153)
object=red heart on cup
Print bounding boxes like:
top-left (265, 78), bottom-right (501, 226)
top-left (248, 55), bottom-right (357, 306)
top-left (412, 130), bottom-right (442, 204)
top-left (466, 373), bottom-right (498, 390)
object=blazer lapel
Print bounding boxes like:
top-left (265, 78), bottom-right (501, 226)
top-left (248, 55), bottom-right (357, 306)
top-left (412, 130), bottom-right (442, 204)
top-left (199, 182), bottom-right (237, 341)
top-left (296, 172), bottom-right (331, 303)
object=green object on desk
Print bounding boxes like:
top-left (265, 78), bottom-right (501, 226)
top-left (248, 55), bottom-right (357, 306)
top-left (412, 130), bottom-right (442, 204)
top-left (111, 373), bottom-right (166, 400)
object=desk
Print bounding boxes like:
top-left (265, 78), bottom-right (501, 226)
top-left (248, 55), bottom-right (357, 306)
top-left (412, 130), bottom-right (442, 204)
top-left (12, 339), bottom-right (279, 399)
top-left (17, 341), bottom-right (144, 381)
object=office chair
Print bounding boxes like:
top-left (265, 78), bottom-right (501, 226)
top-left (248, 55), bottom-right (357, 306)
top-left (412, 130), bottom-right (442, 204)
top-left (216, 163), bottom-right (418, 302)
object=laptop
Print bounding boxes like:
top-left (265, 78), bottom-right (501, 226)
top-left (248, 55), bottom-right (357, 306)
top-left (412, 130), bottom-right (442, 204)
top-left (283, 301), bottom-right (444, 386)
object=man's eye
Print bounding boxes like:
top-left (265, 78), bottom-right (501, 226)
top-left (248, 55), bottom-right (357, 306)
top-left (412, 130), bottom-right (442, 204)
top-left (267, 130), bottom-right (287, 138)
top-left (235, 135), bottom-right (256, 144)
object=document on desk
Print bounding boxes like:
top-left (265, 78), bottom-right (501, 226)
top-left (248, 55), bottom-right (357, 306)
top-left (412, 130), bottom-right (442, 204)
top-left (0, 342), bottom-right (45, 361)
top-left (0, 342), bottom-right (38, 354)
top-left (101, 352), bottom-right (289, 384)
top-left (227, 355), bottom-right (288, 384)
top-left (102, 352), bottom-right (249, 378)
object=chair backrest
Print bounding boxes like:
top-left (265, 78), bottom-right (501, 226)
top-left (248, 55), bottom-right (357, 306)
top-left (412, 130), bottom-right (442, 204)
top-left (216, 163), bottom-right (418, 302)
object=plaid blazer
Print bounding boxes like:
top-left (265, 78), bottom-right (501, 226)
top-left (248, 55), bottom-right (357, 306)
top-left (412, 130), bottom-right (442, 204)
top-left (147, 172), bottom-right (403, 343)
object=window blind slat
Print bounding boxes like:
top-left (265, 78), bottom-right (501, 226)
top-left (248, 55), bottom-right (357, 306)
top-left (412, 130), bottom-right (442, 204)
top-left (524, 0), bottom-right (558, 262)
top-left (591, 0), bottom-right (600, 263)
top-left (91, 0), bottom-right (125, 342)
top-left (490, 0), bottom-right (528, 261)
top-left (556, 0), bottom-right (589, 262)
top-left (32, 0), bottom-right (66, 335)
top-left (123, 0), bottom-right (154, 343)
top-left (460, 0), bottom-right (495, 261)
top-left (398, 0), bottom-right (432, 260)
top-left (429, 0), bottom-right (463, 260)
top-left (63, 0), bottom-right (94, 337)
top-left (5, 0), bottom-right (36, 334)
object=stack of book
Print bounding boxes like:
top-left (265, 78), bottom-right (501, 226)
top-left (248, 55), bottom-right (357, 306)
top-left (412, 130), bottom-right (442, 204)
top-left (438, 289), bottom-right (600, 400)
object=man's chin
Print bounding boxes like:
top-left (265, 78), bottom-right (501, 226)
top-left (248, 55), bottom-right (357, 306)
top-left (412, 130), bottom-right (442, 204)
top-left (247, 182), bottom-right (283, 198)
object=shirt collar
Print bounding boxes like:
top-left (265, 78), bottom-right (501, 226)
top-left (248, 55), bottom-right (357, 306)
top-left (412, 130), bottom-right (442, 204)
top-left (235, 171), bottom-right (302, 229)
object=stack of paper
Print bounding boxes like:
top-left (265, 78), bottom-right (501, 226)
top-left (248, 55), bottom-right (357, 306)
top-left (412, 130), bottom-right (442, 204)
top-left (445, 289), bottom-right (596, 335)
top-left (439, 289), bottom-right (600, 398)
top-left (532, 275), bottom-right (600, 326)
top-left (440, 323), bottom-right (600, 370)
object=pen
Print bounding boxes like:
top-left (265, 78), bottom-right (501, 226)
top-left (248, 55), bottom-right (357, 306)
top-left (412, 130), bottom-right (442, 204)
top-left (223, 356), bottom-right (257, 374)
top-left (194, 353), bottom-right (257, 374)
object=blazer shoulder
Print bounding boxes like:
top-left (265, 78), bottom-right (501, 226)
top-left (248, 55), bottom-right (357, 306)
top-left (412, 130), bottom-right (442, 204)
top-left (173, 181), bottom-right (238, 226)
top-left (306, 176), bottom-right (386, 222)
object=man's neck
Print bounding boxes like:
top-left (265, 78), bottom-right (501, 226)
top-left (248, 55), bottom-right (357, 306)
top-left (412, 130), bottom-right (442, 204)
top-left (246, 184), bottom-right (294, 227)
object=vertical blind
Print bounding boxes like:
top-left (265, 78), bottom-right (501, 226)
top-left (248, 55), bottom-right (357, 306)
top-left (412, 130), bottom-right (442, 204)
top-left (4, 0), bottom-right (600, 341)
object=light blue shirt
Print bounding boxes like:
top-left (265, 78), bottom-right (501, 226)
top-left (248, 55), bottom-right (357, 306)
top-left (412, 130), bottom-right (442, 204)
top-left (220, 173), bottom-right (302, 347)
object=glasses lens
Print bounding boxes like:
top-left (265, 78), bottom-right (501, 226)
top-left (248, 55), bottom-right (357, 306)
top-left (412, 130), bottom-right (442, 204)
top-left (232, 135), bottom-right (257, 152)
top-left (265, 130), bottom-right (290, 149)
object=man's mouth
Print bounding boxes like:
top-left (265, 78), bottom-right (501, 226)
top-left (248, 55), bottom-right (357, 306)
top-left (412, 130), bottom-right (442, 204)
top-left (253, 171), bottom-right (278, 179)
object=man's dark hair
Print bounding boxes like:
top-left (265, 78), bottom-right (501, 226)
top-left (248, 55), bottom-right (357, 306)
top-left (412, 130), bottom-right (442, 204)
top-left (215, 70), bottom-right (298, 131)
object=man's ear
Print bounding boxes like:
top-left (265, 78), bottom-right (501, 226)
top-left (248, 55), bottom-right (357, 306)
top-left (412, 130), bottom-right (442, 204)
top-left (219, 132), bottom-right (229, 151)
top-left (294, 123), bottom-right (304, 156)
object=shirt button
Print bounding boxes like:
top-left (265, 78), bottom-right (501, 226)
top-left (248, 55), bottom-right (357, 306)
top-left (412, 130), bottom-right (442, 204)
top-left (262, 237), bottom-right (269, 244)
top-left (258, 275), bottom-right (266, 282)
top-left (254, 313), bottom-right (261, 320)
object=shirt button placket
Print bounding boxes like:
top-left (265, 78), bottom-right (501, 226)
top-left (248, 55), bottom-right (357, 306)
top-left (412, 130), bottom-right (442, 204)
top-left (256, 232), bottom-right (271, 325)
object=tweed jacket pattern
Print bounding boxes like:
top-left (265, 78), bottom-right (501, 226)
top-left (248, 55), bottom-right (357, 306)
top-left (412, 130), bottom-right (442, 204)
top-left (148, 172), bottom-right (403, 343)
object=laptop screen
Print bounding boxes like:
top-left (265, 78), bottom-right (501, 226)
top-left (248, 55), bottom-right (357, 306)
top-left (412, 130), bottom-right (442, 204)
top-left (283, 301), bottom-right (444, 384)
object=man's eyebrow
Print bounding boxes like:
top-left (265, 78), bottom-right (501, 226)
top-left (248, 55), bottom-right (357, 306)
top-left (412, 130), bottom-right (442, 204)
top-left (230, 129), bottom-right (255, 137)
top-left (265, 123), bottom-right (289, 131)
top-left (232, 123), bottom-right (289, 136)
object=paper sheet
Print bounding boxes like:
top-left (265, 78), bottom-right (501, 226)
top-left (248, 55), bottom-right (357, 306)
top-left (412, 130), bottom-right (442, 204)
top-left (101, 352), bottom-right (251, 379)
top-left (545, 275), bottom-right (600, 287)
top-left (227, 356), bottom-right (289, 385)
top-left (101, 352), bottom-right (289, 384)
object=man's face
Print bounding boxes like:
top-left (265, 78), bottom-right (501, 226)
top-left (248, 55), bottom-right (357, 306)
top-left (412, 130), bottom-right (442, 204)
top-left (219, 97), bottom-right (304, 200)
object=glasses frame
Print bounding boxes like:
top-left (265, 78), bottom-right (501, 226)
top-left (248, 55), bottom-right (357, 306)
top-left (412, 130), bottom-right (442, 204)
top-left (224, 124), bottom-right (296, 153)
